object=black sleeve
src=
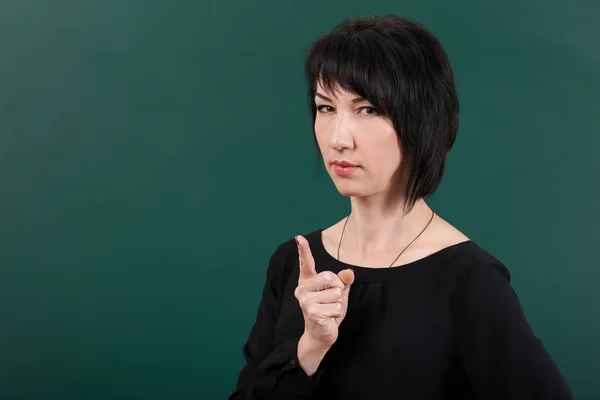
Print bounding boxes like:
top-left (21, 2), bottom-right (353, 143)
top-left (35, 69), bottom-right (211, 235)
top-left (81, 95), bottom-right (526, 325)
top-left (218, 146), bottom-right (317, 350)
top-left (228, 243), bottom-right (323, 400)
top-left (457, 262), bottom-right (573, 399)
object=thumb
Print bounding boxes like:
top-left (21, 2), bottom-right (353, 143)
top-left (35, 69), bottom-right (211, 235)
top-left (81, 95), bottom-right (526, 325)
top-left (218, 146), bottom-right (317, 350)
top-left (296, 235), bottom-right (317, 279)
top-left (338, 269), bottom-right (355, 296)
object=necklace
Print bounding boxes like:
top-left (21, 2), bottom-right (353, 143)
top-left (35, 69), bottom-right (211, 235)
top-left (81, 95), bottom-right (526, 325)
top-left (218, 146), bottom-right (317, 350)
top-left (336, 211), bottom-right (436, 268)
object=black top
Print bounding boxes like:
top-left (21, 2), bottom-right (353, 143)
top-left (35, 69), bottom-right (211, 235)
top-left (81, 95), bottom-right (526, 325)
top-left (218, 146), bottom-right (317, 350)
top-left (229, 229), bottom-right (573, 399)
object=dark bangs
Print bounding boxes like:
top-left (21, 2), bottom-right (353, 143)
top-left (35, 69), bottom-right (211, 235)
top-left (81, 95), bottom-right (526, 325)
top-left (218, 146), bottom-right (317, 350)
top-left (304, 15), bottom-right (460, 212)
top-left (304, 26), bottom-right (396, 119)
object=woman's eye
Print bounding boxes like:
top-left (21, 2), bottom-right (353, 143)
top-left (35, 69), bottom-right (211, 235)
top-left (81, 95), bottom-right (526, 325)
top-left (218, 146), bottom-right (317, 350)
top-left (359, 106), bottom-right (379, 115)
top-left (316, 105), bottom-right (334, 113)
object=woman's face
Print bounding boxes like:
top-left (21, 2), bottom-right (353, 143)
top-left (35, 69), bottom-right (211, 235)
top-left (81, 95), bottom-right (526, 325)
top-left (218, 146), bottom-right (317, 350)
top-left (313, 81), bottom-right (404, 199)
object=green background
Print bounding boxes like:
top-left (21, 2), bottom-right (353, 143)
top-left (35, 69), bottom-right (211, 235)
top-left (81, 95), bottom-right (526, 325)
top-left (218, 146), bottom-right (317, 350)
top-left (1, 0), bottom-right (598, 398)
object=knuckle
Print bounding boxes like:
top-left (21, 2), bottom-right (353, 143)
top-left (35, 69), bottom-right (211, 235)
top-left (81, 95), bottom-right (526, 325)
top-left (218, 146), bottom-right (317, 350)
top-left (324, 272), bottom-right (338, 284)
top-left (298, 296), bottom-right (306, 307)
top-left (295, 289), bottom-right (309, 307)
top-left (335, 304), bottom-right (342, 312)
top-left (328, 272), bottom-right (341, 285)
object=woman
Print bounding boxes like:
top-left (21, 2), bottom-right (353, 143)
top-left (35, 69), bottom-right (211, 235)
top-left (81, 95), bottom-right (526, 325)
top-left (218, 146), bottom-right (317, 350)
top-left (229, 14), bottom-right (573, 399)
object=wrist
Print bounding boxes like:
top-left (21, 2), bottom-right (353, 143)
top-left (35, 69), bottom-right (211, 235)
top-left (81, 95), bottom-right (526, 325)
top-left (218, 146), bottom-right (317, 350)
top-left (298, 333), bottom-right (330, 355)
top-left (297, 334), bottom-right (330, 377)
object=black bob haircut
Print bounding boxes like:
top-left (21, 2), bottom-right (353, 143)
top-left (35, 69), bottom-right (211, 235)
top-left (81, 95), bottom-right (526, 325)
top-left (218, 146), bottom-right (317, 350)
top-left (305, 14), bottom-right (459, 212)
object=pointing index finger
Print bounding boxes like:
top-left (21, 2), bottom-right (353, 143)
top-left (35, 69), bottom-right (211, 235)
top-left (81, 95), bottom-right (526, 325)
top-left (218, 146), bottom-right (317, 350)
top-left (296, 235), bottom-right (317, 280)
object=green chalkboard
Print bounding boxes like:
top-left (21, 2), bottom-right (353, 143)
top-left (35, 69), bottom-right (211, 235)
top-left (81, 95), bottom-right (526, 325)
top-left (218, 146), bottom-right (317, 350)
top-left (1, 0), bottom-right (598, 398)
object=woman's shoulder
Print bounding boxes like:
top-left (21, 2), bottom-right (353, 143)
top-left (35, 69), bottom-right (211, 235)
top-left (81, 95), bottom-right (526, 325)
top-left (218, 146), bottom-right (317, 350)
top-left (451, 241), bottom-right (511, 281)
top-left (407, 216), bottom-right (512, 291)
top-left (420, 214), bottom-right (510, 279)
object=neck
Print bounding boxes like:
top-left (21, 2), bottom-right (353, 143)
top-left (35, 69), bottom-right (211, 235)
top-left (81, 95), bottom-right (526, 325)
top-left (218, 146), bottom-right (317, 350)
top-left (344, 196), bottom-right (433, 257)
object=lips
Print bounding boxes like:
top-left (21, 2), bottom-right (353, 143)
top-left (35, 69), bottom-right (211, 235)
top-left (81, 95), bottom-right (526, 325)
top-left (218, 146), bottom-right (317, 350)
top-left (332, 160), bottom-right (358, 167)
top-left (331, 160), bottom-right (359, 177)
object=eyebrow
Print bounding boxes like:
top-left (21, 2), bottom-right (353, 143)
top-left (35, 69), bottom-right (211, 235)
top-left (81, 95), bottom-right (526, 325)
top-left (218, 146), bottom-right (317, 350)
top-left (315, 92), bottom-right (367, 103)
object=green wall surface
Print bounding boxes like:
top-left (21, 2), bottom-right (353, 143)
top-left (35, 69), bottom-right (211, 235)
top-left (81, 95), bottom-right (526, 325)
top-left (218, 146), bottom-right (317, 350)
top-left (1, 0), bottom-right (598, 398)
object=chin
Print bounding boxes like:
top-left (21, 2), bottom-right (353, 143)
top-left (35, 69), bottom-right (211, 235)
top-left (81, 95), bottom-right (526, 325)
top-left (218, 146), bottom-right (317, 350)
top-left (332, 180), bottom-right (370, 198)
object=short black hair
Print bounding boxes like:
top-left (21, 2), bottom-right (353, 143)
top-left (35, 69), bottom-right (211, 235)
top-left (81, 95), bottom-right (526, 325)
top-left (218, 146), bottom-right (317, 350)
top-left (305, 14), bottom-right (459, 212)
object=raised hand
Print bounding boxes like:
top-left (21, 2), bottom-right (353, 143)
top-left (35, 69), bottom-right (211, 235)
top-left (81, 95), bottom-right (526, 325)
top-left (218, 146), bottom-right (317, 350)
top-left (295, 235), bottom-right (355, 349)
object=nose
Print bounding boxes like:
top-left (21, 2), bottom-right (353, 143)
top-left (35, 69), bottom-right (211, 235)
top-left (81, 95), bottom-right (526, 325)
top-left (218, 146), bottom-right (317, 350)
top-left (329, 111), bottom-right (354, 151)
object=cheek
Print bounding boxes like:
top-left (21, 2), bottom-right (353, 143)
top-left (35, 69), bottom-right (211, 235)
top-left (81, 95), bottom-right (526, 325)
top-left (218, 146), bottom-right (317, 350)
top-left (360, 123), bottom-right (401, 163)
top-left (367, 146), bottom-right (401, 177)
top-left (362, 147), bottom-right (401, 187)
top-left (313, 119), bottom-right (329, 149)
top-left (383, 137), bottom-right (403, 171)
